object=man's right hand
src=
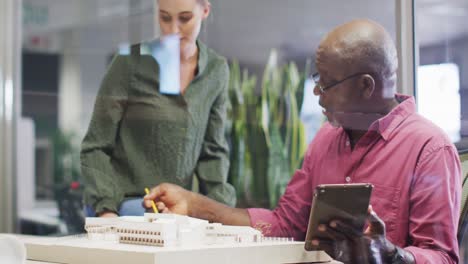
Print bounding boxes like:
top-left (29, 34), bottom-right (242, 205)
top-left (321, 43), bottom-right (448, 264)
top-left (143, 183), bottom-right (192, 215)
top-left (144, 183), bottom-right (251, 226)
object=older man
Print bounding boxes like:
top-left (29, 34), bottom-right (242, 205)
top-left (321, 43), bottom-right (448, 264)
top-left (144, 19), bottom-right (461, 263)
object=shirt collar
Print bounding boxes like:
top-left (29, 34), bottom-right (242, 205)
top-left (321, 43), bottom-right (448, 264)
top-left (373, 93), bottom-right (416, 141)
top-left (195, 40), bottom-right (208, 79)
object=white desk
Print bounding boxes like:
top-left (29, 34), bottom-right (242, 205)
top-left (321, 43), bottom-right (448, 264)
top-left (18, 235), bottom-right (341, 264)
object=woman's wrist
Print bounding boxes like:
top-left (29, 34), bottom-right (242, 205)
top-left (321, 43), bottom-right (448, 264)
top-left (97, 211), bottom-right (118, 217)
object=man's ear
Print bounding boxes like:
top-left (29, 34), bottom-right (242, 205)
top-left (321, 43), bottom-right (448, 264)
top-left (361, 74), bottom-right (375, 99)
top-left (202, 2), bottom-right (211, 19)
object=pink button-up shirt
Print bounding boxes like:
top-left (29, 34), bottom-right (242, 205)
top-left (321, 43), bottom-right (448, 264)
top-left (248, 95), bottom-right (461, 264)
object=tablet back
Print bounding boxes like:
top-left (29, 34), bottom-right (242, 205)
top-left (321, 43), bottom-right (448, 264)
top-left (304, 183), bottom-right (373, 251)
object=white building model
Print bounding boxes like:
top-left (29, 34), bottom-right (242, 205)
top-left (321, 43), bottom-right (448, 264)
top-left (84, 213), bottom-right (274, 247)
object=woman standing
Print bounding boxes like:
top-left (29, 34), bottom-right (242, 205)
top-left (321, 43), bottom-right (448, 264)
top-left (81, 0), bottom-right (235, 217)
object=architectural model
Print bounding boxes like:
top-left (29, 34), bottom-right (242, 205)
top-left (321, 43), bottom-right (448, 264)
top-left (84, 213), bottom-right (287, 247)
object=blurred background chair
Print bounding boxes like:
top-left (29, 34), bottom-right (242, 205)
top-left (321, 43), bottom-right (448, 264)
top-left (458, 150), bottom-right (468, 263)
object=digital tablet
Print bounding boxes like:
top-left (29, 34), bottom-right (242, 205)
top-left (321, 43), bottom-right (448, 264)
top-left (304, 183), bottom-right (373, 251)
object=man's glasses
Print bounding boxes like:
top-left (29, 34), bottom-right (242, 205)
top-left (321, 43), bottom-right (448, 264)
top-left (312, 72), bottom-right (372, 94)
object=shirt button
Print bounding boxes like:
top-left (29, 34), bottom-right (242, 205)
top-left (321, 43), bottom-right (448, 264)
top-left (345, 177), bottom-right (351, 182)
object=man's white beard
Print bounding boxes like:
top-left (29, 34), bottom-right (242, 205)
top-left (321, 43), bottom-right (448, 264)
top-left (327, 111), bottom-right (385, 131)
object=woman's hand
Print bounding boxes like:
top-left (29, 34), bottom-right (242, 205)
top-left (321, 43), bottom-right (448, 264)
top-left (98, 211), bottom-right (118, 218)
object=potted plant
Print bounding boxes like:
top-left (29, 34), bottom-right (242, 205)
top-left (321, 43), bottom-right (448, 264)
top-left (227, 51), bottom-right (310, 208)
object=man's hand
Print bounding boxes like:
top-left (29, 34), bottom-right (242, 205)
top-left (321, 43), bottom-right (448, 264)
top-left (143, 183), bottom-right (192, 215)
top-left (143, 183), bottom-right (251, 226)
top-left (313, 206), bottom-right (415, 263)
top-left (363, 205), bottom-right (396, 262)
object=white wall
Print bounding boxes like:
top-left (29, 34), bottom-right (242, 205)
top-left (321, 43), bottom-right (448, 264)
top-left (17, 118), bottom-right (36, 211)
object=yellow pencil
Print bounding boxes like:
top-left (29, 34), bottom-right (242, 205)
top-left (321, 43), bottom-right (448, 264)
top-left (145, 188), bottom-right (159, 213)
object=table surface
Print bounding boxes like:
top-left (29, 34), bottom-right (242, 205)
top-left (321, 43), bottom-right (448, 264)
top-left (15, 235), bottom-right (342, 264)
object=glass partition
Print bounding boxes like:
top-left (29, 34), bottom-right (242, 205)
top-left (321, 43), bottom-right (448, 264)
top-left (0, 1), bottom-right (463, 263)
top-left (16, 0), bottom-right (397, 235)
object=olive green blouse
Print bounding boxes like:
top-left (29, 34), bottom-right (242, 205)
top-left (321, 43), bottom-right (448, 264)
top-left (81, 41), bottom-right (235, 214)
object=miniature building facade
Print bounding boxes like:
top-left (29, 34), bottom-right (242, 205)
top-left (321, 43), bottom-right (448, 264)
top-left (85, 213), bottom-right (268, 247)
